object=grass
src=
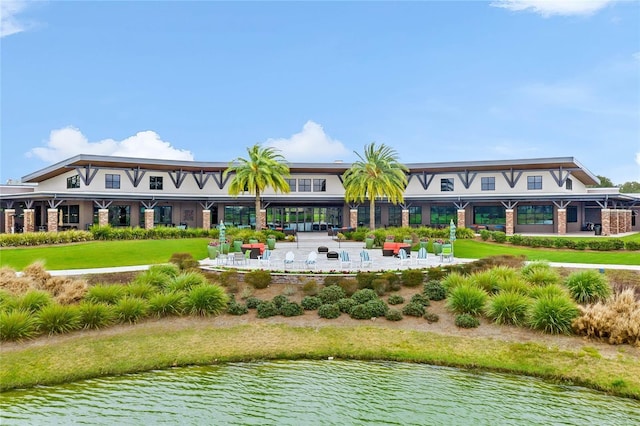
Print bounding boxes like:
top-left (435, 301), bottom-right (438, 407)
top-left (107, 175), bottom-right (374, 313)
top-left (1, 323), bottom-right (639, 399)
top-left (1, 237), bottom-right (639, 272)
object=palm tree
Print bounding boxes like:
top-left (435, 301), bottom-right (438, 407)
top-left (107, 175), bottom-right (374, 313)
top-left (224, 144), bottom-right (290, 231)
top-left (342, 142), bottom-right (409, 230)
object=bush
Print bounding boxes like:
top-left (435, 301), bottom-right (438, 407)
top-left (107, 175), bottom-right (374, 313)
top-left (446, 284), bottom-right (488, 316)
top-left (349, 303), bottom-right (373, 320)
top-left (337, 278), bottom-right (359, 296)
top-left (479, 230), bottom-right (491, 241)
top-left (401, 269), bottom-right (424, 288)
top-left (381, 272), bottom-right (401, 291)
top-left (337, 297), bottom-right (358, 313)
top-left (183, 285), bottom-right (228, 316)
top-left (485, 291), bottom-right (531, 326)
top-left (245, 270), bottom-right (272, 289)
top-left (385, 308), bottom-right (403, 321)
top-left (387, 294), bottom-right (404, 305)
top-left (365, 299), bottom-right (389, 317)
top-left (133, 269), bottom-right (173, 290)
top-left (85, 284), bottom-right (126, 305)
top-left (256, 301), bottom-right (279, 318)
top-left (410, 293), bottom-right (430, 307)
top-left (168, 272), bottom-right (209, 293)
top-left (424, 311), bottom-right (439, 323)
top-left (455, 313), bottom-right (480, 328)
top-left (272, 295), bottom-right (289, 310)
top-left (245, 297), bottom-right (262, 309)
top-left (227, 300), bottom-right (249, 316)
top-left (78, 302), bottom-right (115, 329)
top-left (573, 288), bottom-right (639, 345)
top-left (625, 241), bottom-right (640, 251)
top-left (402, 302), bottom-right (426, 317)
top-left (281, 302), bottom-right (304, 317)
top-left (0, 309), bottom-right (38, 341)
top-left (319, 285), bottom-right (346, 304)
top-left (301, 280), bottom-right (319, 296)
top-left (301, 296), bottom-right (323, 310)
top-left (492, 231), bottom-right (507, 243)
top-left (44, 277), bottom-right (88, 305)
top-left (356, 272), bottom-right (377, 289)
top-left (564, 270), bottom-right (611, 304)
top-left (351, 288), bottom-right (378, 305)
top-left (523, 268), bottom-right (560, 287)
top-left (114, 297), bottom-right (149, 324)
top-left (168, 253), bottom-right (199, 270)
top-left (496, 277), bottom-right (530, 295)
top-left (423, 280), bottom-right (446, 301)
top-left (318, 303), bottom-right (341, 319)
top-left (16, 290), bottom-right (53, 314)
top-left (528, 295), bottom-right (579, 335)
top-left (148, 263), bottom-right (180, 279)
top-left (126, 282), bottom-right (156, 299)
top-left (529, 284), bottom-right (567, 300)
top-left (37, 304), bottom-right (81, 335)
top-left (372, 279), bottom-right (389, 296)
top-left (148, 292), bottom-right (184, 317)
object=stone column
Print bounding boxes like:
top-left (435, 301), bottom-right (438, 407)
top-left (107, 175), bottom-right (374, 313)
top-left (625, 210), bottom-right (632, 233)
top-left (505, 209), bottom-right (514, 236)
top-left (600, 209), bottom-right (610, 236)
top-left (259, 209), bottom-right (267, 230)
top-left (47, 209), bottom-right (58, 232)
top-left (457, 209), bottom-right (466, 229)
top-left (610, 210), bottom-right (619, 235)
top-left (4, 209), bottom-right (15, 234)
top-left (144, 209), bottom-right (155, 229)
top-left (98, 209), bottom-right (109, 227)
top-left (401, 209), bottom-right (409, 228)
top-left (349, 209), bottom-right (358, 229)
top-left (557, 208), bottom-right (566, 235)
top-left (23, 209), bottom-right (35, 233)
top-left (202, 210), bottom-right (211, 231)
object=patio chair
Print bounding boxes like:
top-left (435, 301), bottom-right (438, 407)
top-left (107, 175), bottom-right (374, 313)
top-left (284, 251), bottom-right (296, 270)
top-left (244, 249), bottom-right (251, 264)
top-left (415, 247), bottom-right (429, 266)
top-left (304, 251), bottom-right (318, 269)
top-left (440, 244), bottom-right (453, 263)
top-left (233, 252), bottom-right (246, 266)
top-left (339, 251), bottom-right (352, 269)
top-left (359, 250), bottom-right (373, 268)
top-left (398, 248), bottom-right (412, 266)
top-left (258, 249), bottom-right (272, 267)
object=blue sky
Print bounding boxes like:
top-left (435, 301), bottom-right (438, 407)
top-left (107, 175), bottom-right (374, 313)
top-left (1, 0), bottom-right (639, 184)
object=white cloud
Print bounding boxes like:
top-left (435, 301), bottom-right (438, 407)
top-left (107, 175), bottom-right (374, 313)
top-left (1, 0), bottom-right (32, 38)
top-left (26, 126), bottom-right (194, 163)
top-left (491, 0), bottom-right (615, 17)
top-left (265, 121), bottom-right (350, 162)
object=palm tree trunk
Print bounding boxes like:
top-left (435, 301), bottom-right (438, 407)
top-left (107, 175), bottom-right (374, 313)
top-left (255, 190), bottom-right (262, 231)
top-left (369, 197), bottom-right (375, 230)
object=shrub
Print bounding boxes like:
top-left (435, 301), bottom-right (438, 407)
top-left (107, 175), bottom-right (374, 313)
top-left (217, 270), bottom-right (239, 287)
top-left (387, 294), bottom-right (404, 305)
top-left (21, 261), bottom-right (50, 288)
top-left (283, 285), bottom-right (297, 296)
top-left (256, 301), bottom-right (279, 318)
top-left (528, 295), bottom-right (579, 335)
top-left (485, 291), bottom-right (531, 326)
top-left (244, 297), bottom-right (261, 309)
top-left (17, 290), bottom-right (53, 313)
top-left (470, 270), bottom-right (499, 294)
top-left (148, 263), bottom-right (180, 279)
top-left (349, 303), bottom-right (373, 320)
top-left (381, 272), bottom-right (401, 291)
top-left (183, 285), bottom-right (228, 316)
top-left (0, 309), bottom-right (38, 341)
top-left (441, 272), bottom-right (469, 294)
top-left (496, 277), bottom-right (530, 295)
top-left (245, 270), bottom-right (272, 289)
top-left (401, 269), bottom-right (424, 288)
top-left (323, 275), bottom-right (342, 287)
top-left (479, 230), bottom-right (491, 241)
top-left (446, 284), bottom-right (488, 316)
top-left (85, 284), bottom-right (126, 305)
top-left (301, 296), bottom-right (323, 310)
top-left (0, 290), bottom-right (16, 313)
top-left (337, 278), bottom-right (359, 296)
top-left (356, 272), bottom-right (377, 289)
top-left (133, 269), bottom-right (173, 290)
top-left (365, 299), bottom-right (389, 317)
top-left (78, 302), bottom-right (115, 329)
top-left (319, 285), bottom-right (346, 304)
top-left (529, 284), bottom-right (567, 300)
top-left (114, 297), bottom-right (149, 324)
top-left (126, 282), bottom-right (156, 299)
top-left (351, 288), bottom-right (378, 305)
top-left (371, 278), bottom-right (389, 296)
top-left (168, 252), bottom-right (199, 270)
top-left (492, 231), bottom-right (507, 243)
top-left (301, 280), bottom-right (319, 296)
top-left (227, 300), bottom-right (249, 316)
top-left (523, 268), bottom-right (560, 287)
top-left (402, 302), bottom-right (426, 317)
top-left (423, 280), bottom-right (446, 301)
top-left (410, 293), bottom-right (430, 307)
top-left (424, 311), bottom-right (439, 323)
top-left (564, 270), bottom-right (611, 304)
top-left (148, 292), bottom-right (184, 317)
top-left (385, 308), bottom-right (403, 321)
top-left (168, 272), bottom-right (209, 293)
top-left (455, 313), bottom-right (480, 328)
top-left (625, 241), bottom-right (640, 251)
top-left (281, 302), bottom-right (304, 317)
top-left (272, 295), bottom-right (289, 310)
top-left (318, 303), bottom-right (341, 319)
top-left (37, 304), bottom-right (81, 335)
top-left (45, 277), bottom-right (88, 305)
top-left (337, 297), bottom-right (358, 313)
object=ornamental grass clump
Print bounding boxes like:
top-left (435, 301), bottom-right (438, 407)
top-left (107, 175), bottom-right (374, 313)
top-left (44, 277), bottom-right (88, 305)
top-left (446, 283), bottom-right (488, 316)
top-left (147, 292), bottom-right (185, 317)
top-left (0, 290), bottom-right (16, 312)
top-left (17, 290), bottom-right (53, 314)
top-left (85, 284), bottom-right (126, 305)
top-left (528, 295), bottom-right (579, 335)
top-left (441, 272), bottom-right (469, 294)
top-left (168, 272), bottom-right (209, 293)
top-left (318, 303), bottom-right (341, 319)
top-left (521, 261), bottom-right (560, 286)
top-left (114, 297), bottom-right (149, 324)
top-left (36, 304), bottom-right (81, 335)
top-left (489, 265), bottom-right (519, 285)
top-left (423, 280), bottom-right (446, 301)
top-left (319, 285), bottom-right (346, 304)
top-left (301, 296), bottom-right (322, 310)
top-left (147, 263), bottom-right (180, 279)
top-left (485, 291), bottom-right (531, 326)
top-left (184, 285), bottom-right (228, 316)
top-left (126, 282), bottom-right (156, 299)
top-left (78, 302), bottom-right (115, 329)
top-left (245, 270), bottom-right (272, 290)
top-left (496, 277), bottom-right (530, 295)
top-left (133, 269), bottom-right (174, 291)
top-left (529, 284), bottom-right (568, 300)
top-left (564, 270), bottom-right (611, 304)
top-left (469, 270), bottom-right (499, 294)
top-left (0, 309), bottom-right (38, 341)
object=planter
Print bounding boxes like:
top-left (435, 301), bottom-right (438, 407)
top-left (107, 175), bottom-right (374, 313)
top-left (220, 243), bottom-right (230, 254)
top-left (267, 238), bottom-right (276, 250)
top-left (207, 246), bottom-right (219, 259)
top-left (419, 241), bottom-right (428, 250)
top-left (433, 242), bottom-right (443, 255)
top-left (233, 240), bottom-right (243, 252)
top-left (403, 239), bottom-right (413, 248)
top-left (249, 239), bottom-right (259, 244)
top-left (365, 238), bottom-right (374, 249)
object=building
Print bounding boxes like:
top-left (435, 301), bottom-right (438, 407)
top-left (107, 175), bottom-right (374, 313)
top-left (1, 154), bottom-right (638, 236)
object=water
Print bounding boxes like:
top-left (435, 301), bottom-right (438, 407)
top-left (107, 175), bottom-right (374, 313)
top-left (1, 360), bottom-right (638, 425)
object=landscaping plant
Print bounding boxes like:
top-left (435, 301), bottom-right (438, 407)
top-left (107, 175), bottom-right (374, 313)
top-left (528, 295), bottom-right (579, 335)
top-left (0, 309), bottom-right (38, 341)
top-left (37, 304), bottom-right (81, 335)
top-left (564, 270), bottom-right (611, 304)
top-left (446, 284), bottom-right (488, 316)
top-left (183, 285), bottom-right (228, 316)
top-left (485, 291), bottom-right (531, 326)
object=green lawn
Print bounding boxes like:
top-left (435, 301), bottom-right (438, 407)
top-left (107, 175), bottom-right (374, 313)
top-left (0, 236), bottom-right (638, 271)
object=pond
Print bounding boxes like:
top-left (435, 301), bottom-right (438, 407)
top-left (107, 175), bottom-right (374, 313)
top-left (1, 360), bottom-right (638, 425)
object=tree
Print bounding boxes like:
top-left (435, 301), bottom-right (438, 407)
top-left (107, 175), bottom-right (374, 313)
top-left (620, 181), bottom-right (640, 193)
top-left (223, 144), bottom-right (290, 231)
top-left (342, 142), bottom-right (409, 230)
top-left (594, 175), bottom-right (615, 188)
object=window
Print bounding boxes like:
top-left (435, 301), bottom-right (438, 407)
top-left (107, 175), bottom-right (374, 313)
top-left (517, 205), bottom-right (553, 225)
top-left (388, 206), bottom-right (402, 227)
top-left (473, 206), bottom-right (505, 225)
top-left (567, 206), bottom-right (577, 223)
top-left (298, 179), bottom-right (311, 192)
top-left (527, 176), bottom-right (542, 190)
top-left (105, 174), bottom-right (121, 189)
top-left (60, 205), bottom-right (80, 223)
top-left (409, 206), bottom-right (422, 226)
top-left (93, 205), bottom-right (130, 226)
top-left (481, 177), bottom-right (495, 191)
top-left (313, 179), bottom-right (326, 192)
top-left (67, 175), bottom-right (80, 189)
top-left (565, 178), bottom-right (573, 190)
top-left (357, 205), bottom-right (381, 227)
top-left (150, 176), bottom-right (163, 190)
top-left (139, 206), bottom-right (173, 226)
top-left (440, 178), bottom-right (454, 192)
top-left (285, 178), bottom-right (296, 192)
top-left (430, 206), bottom-right (456, 225)
top-left (224, 206), bottom-right (255, 228)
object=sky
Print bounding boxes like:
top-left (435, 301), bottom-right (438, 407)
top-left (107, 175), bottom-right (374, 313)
top-left (1, 0), bottom-right (639, 185)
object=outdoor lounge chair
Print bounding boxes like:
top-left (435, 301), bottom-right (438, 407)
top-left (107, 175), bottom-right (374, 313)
top-left (258, 249), bottom-right (272, 267)
top-left (415, 247), bottom-right (428, 266)
top-left (284, 251), bottom-right (296, 270)
top-left (440, 244), bottom-right (453, 262)
top-left (398, 248), bottom-right (412, 266)
top-left (339, 251), bottom-right (352, 269)
top-left (360, 250), bottom-right (373, 268)
top-left (304, 251), bottom-right (318, 269)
